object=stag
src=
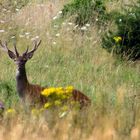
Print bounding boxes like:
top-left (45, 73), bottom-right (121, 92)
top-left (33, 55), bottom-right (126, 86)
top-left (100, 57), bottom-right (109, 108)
top-left (0, 40), bottom-right (91, 108)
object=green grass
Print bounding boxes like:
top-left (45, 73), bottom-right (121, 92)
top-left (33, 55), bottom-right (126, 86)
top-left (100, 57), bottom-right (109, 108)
top-left (0, 0), bottom-right (140, 140)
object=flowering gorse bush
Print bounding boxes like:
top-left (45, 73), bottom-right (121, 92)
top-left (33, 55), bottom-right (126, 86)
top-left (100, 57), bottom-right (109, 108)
top-left (41, 86), bottom-right (74, 99)
top-left (0, 86), bottom-right (79, 119)
top-left (29, 86), bottom-right (79, 118)
top-left (41, 86), bottom-right (80, 110)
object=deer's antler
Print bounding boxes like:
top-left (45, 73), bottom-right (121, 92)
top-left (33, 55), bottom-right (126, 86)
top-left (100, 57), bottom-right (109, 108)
top-left (30, 40), bottom-right (41, 53)
top-left (0, 40), bottom-right (17, 59)
top-left (23, 40), bottom-right (41, 56)
top-left (0, 40), bottom-right (8, 52)
top-left (14, 43), bottom-right (19, 57)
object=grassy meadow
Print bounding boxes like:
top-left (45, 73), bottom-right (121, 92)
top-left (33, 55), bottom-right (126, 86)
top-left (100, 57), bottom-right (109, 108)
top-left (0, 0), bottom-right (140, 139)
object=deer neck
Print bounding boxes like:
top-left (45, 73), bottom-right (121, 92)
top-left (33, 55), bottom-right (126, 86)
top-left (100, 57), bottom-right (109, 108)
top-left (16, 64), bottom-right (29, 99)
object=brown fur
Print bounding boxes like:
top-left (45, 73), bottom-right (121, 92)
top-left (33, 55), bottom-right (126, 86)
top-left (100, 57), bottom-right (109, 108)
top-left (25, 83), bottom-right (91, 108)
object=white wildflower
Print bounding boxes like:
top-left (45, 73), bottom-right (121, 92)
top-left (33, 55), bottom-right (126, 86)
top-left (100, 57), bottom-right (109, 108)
top-left (96, 18), bottom-right (98, 21)
top-left (56, 33), bottom-right (60, 37)
top-left (53, 41), bottom-right (56, 45)
top-left (35, 36), bottom-right (39, 39)
top-left (85, 23), bottom-right (90, 27)
top-left (15, 8), bottom-right (20, 12)
top-left (25, 32), bottom-right (30, 35)
top-left (58, 11), bottom-right (62, 15)
top-left (11, 36), bottom-right (15, 39)
top-left (53, 16), bottom-right (58, 20)
top-left (68, 22), bottom-right (73, 25)
top-left (31, 36), bottom-right (39, 41)
top-left (81, 26), bottom-right (87, 31)
top-left (0, 30), bottom-right (5, 33)
top-left (119, 19), bottom-right (122, 22)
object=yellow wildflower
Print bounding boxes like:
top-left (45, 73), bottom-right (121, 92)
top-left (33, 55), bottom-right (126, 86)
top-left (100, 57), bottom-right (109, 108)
top-left (56, 88), bottom-right (64, 95)
top-left (40, 108), bottom-right (45, 113)
top-left (31, 108), bottom-right (40, 116)
top-left (41, 86), bottom-right (74, 98)
top-left (6, 108), bottom-right (16, 114)
top-left (113, 36), bottom-right (122, 43)
top-left (41, 87), bottom-right (55, 97)
top-left (56, 87), bottom-right (63, 91)
top-left (54, 100), bottom-right (62, 106)
top-left (60, 94), bottom-right (67, 99)
top-left (31, 108), bottom-right (45, 116)
top-left (5, 108), bottom-right (16, 116)
top-left (61, 105), bottom-right (69, 111)
top-left (65, 86), bottom-right (74, 92)
top-left (44, 102), bottom-right (52, 109)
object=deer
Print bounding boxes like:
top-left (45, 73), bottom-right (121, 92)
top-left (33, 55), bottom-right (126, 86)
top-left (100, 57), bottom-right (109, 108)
top-left (0, 40), bottom-right (91, 108)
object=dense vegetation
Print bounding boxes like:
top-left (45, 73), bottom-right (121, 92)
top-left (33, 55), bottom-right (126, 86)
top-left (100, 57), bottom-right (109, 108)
top-left (103, 1), bottom-right (140, 60)
top-left (62, 0), bottom-right (107, 26)
top-left (0, 0), bottom-right (140, 140)
top-left (62, 0), bottom-right (140, 60)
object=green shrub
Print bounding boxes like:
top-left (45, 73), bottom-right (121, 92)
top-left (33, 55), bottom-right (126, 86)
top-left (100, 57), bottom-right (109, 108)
top-left (62, 0), bottom-right (107, 26)
top-left (102, 2), bottom-right (140, 60)
top-left (0, 81), bottom-right (18, 108)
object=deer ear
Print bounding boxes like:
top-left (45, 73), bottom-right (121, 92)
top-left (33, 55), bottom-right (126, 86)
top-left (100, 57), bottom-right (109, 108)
top-left (25, 52), bottom-right (34, 60)
top-left (8, 50), bottom-right (16, 59)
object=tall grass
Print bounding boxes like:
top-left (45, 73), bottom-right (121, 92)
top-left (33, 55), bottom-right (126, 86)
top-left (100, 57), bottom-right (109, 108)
top-left (0, 0), bottom-right (140, 140)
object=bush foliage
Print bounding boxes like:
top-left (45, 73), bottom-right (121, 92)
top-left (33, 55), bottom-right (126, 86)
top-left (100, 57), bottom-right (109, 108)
top-left (102, 2), bottom-right (140, 60)
top-left (62, 0), bottom-right (140, 60)
top-left (62, 0), bottom-right (106, 26)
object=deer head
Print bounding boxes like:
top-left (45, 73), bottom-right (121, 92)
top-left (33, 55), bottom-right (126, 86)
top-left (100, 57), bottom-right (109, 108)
top-left (0, 40), bottom-right (41, 67)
